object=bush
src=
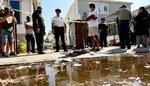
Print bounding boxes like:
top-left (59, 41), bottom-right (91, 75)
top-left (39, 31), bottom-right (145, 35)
top-left (17, 39), bottom-right (27, 53)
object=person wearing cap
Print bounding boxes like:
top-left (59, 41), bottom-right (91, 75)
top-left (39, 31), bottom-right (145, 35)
top-left (32, 6), bottom-right (45, 54)
top-left (105, 5), bottom-right (131, 49)
top-left (98, 18), bottom-right (109, 48)
top-left (51, 8), bottom-right (67, 52)
top-left (1, 7), bottom-right (17, 57)
top-left (86, 3), bottom-right (100, 51)
top-left (134, 7), bottom-right (149, 48)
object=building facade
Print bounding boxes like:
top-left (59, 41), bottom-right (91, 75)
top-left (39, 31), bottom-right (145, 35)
top-left (65, 0), bottom-right (132, 46)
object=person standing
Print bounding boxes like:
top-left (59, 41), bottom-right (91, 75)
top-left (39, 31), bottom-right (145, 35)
top-left (134, 7), bottom-right (149, 48)
top-left (32, 7), bottom-right (45, 54)
top-left (24, 16), bottom-right (36, 54)
top-left (86, 3), bottom-right (100, 51)
top-left (1, 8), bottom-right (17, 57)
top-left (0, 8), bottom-right (12, 57)
top-left (148, 14), bottom-right (150, 45)
top-left (52, 9), bottom-right (67, 52)
top-left (98, 18), bottom-right (109, 48)
top-left (105, 5), bottom-right (131, 49)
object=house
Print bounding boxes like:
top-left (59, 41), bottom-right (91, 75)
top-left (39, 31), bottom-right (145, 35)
top-left (65, 0), bottom-right (132, 47)
top-left (2, 0), bottom-right (41, 41)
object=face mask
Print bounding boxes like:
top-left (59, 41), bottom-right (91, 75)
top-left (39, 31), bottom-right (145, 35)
top-left (27, 18), bottom-right (30, 22)
top-left (4, 11), bottom-right (9, 15)
top-left (38, 10), bottom-right (42, 14)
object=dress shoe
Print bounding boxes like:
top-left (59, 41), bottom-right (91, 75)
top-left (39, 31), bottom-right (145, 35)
top-left (120, 46), bottom-right (125, 49)
top-left (32, 51), bottom-right (37, 53)
top-left (38, 52), bottom-right (45, 54)
top-left (55, 50), bottom-right (59, 52)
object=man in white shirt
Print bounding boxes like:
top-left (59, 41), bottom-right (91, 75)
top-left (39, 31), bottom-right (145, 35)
top-left (52, 9), bottom-right (67, 52)
top-left (24, 16), bottom-right (36, 54)
top-left (86, 3), bottom-right (100, 51)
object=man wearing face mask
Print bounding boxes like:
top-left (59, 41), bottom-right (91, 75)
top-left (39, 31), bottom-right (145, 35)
top-left (24, 16), bottom-right (36, 54)
top-left (32, 6), bottom-right (45, 54)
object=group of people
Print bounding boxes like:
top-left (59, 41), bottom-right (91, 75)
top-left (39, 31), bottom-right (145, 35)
top-left (86, 3), bottom-right (109, 51)
top-left (0, 7), bottom-right (17, 57)
top-left (24, 7), bottom-right (68, 55)
top-left (134, 7), bottom-right (150, 48)
top-left (0, 6), bottom-right (66, 57)
top-left (0, 3), bottom-right (150, 57)
top-left (23, 7), bottom-right (45, 55)
top-left (107, 5), bottom-right (150, 49)
top-left (86, 3), bottom-right (150, 51)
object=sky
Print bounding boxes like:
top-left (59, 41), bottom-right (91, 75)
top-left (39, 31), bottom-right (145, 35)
top-left (41, 0), bottom-right (74, 33)
top-left (41, 0), bottom-right (150, 33)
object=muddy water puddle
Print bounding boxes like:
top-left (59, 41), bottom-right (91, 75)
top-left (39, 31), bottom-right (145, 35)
top-left (0, 53), bottom-right (150, 86)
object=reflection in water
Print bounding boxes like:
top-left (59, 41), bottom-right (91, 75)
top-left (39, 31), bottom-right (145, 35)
top-left (0, 53), bottom-right (150, 85)
top-left (45, 67), bottom-right (57, 86)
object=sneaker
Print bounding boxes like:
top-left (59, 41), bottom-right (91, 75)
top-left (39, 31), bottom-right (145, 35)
top-left (2, 53), bottom-right (9, 57)
top-left (120, 46), bottom-right (125, 49)
top-left (55, 50), bottom-right (59, 52)
top-left (143, 45), bottom-right (147, 48)
top-left (5, 54), bottom-right (9, 57)
top-left (90, 48), bottom-right (95, 51)
top-left (31, 51), bottom-right (37, 53)
top-left (95, 48), bottom-right (100, 51)
top-left (2, 53), bottom-right (6, 56)
top-left (64, 50), bottom-right (68, 52)
top-left (27, 52), bottom-right (30, 54)
top-left (127, 46), bottom-right (131, 49)
top-left (10, 52), bottom-right (16, 56)
top-left (104, 45), bottom-right (108, 47)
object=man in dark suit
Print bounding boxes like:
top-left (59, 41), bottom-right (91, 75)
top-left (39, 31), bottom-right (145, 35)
top-left (32, 7), bottom-right (45, 54)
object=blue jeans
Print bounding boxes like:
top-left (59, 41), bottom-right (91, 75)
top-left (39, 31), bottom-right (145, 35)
top-left (1, 29), bottom-right (13, 45)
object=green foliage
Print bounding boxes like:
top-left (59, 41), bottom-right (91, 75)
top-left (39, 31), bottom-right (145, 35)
top-left (17, 38), bottom-right (27, 53)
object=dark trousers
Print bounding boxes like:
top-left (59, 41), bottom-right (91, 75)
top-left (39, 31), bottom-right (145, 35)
top-left (25, 34), bottom-right (35, 52)
top-left (35, 33), bottom-right (44, 53)
top-left (100, 33), bottom-right (107, 47)
top-left (119, 20), bottom-right (131, 48)
top-left (117, 24), bottom-right (121, 44)
top-left (54, 27), bottom-right (67, 51)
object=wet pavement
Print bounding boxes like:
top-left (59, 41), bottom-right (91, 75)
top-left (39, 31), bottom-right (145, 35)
top-left (0, 52), bottom-right (150, 86)
top-left (0, 46), bottom-right (150, 65)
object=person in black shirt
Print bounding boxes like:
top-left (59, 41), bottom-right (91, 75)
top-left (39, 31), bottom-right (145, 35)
top-left (32, 7), bottom-right (45, 54)
top-left (98, 18), bottom-right (109, 48)
top-left (135, 7), bottom-right (149, 48)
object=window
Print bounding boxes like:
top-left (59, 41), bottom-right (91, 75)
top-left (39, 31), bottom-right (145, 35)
top-left (90, 2), bottom-right (109, 14)
top-left (10, 0), bottom-right (21, 24)
top-left (96, 3), bottom-right (108, 14)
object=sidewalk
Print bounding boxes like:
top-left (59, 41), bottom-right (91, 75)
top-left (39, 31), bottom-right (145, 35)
top-left (0, 50), bottom-right (64, 65)
top-left (0, 46), bottom-right (149, 65)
